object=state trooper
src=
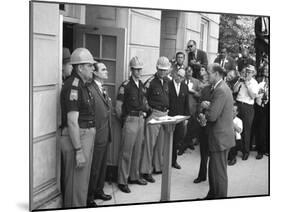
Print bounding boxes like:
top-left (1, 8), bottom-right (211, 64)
top-left (140, 56), bottom-right (171, 183)
top-left (116, 56), bottom-right (149, 193)
top-left (60, 48), bottom-right (97, 208)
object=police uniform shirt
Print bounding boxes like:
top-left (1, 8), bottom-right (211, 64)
top-left (117, 76), bottom-right (147, 116)
top-left (60, 72), bottom-right (95, 129)
top-left (144, 73), bottom-right (169, 111)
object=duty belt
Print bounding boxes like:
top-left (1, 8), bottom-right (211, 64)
top-left (152, 106), bottom-right (168, 112)
top-left (79, 120), bottom-right (95, 129)
top-left (128, 111), bottom-right (144, 117)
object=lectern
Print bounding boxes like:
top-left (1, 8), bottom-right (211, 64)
top-left (148, 115), bottom-right (190, 201)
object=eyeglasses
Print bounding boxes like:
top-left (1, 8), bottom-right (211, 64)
top-left (187, 45), bottom-right (193, 48)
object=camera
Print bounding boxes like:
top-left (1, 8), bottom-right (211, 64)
top-left (238, 77), bottom-right (245, 82)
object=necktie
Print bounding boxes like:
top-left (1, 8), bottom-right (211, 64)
top-left (102, 86), bottom-right (107, 99)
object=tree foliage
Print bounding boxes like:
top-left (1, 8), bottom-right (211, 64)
top-left (218, 14), bottom-right (256, 55)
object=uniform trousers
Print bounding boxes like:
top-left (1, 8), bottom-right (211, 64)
top-left (237, 102), bottom-right (254, 154)
top-left (197, 126), bottom-right (209, 180)
top-left (87, 125), bottom-right (110, 200)
top-left (141, 109), bottom-right (168, 174)
top-left (207, 149), bottom-right (229, 199)
top-left (60, 127), bottom-right (96, 208)
top-left (118, 115), bottom-right (145, 185)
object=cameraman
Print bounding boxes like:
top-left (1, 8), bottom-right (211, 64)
top-left (233, 65), bottom-right (259, 161)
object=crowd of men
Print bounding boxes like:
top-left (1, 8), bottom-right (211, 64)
top-left (59, 33), bottom-right (269, 208)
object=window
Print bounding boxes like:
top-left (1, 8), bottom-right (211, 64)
top-left (200, 19), bottom-right (209, 52)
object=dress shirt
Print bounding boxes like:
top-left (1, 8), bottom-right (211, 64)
top-left (233, 116), bottom-right (243, 140)
top-left (213, 79), bottom-right (223, 90)
top-left (132, 77), bottom-right (139, 88)
top-left (256, 79), bottom-right (269, 106)
top-left (173, 80), bottom-right (181, 96)
top-left (236, 78), bottom-right (259, 105)
top-left (94, 80), bottom-right (103, 93)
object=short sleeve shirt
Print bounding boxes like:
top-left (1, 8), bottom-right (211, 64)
top-left (117, 77), bottom-right (148, 116)
top-left (60, 72), bottom-right (95, 128)
top-left (236, 78), bottom-right (259, 105)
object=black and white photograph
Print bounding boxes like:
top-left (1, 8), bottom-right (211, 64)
top-left (1, 0), bottom-right (277, 211)
top-left (28, 0), bottom-right (272, 211)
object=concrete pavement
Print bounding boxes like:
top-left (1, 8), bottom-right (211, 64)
top-left (95, 146), bottom-right (268, 206)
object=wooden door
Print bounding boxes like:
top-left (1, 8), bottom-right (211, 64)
top-left (31, 2), bottom-right (61, 210)
top-left (74, 25), bottom-right (125, 167)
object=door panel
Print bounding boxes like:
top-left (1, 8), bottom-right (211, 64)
top-left (31, 2), bottom-right (61, 210)
top-left (74, 25), bottom-right (125, 105)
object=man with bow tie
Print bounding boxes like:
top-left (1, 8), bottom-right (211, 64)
top-left (87, 62), bottom-right (113, 206)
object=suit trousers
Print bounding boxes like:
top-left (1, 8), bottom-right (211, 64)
top-left (207, 149), bottom-right (229, 199)
top-left (172, 122), bottom-right (184, 164)
top-left (60, 127), bottom-right (96, 208)
top-left (118, 115), bottom-right (145, 185)
top-left (255, 104), bottom-right (269, 154)
top-left (181, 116), bottom-right (200, 150)
top-left (237, 102), bottom-right (254, 154)
top-left (197, 126), bottom-right (209, 180)
top-left (87, 126), bottom-right (110, 200)
top-left (228, 139), bottom-right (242, 161)
top-left (141, 110), bottom-right (168, 174)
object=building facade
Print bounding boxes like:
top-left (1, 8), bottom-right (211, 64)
top-left (30, 2), bottom-right (220, 210)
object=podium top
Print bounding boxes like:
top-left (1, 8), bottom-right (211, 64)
top-left (148, 115), bottom-right (190, 125)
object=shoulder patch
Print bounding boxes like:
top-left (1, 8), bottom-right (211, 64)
top-left (119, 86), bottom-right (124, 95)
top-left (72, 78), bottom-right (79, 87)
top-left (122, 80), bottom-right (130, 86)
top-left (69, 89), bottom-right (78, 101)
top-left (144, 76), bottom-right (155, 88)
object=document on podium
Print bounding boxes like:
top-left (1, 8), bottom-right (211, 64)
top-left (148, 115), bottom-right (190, 125)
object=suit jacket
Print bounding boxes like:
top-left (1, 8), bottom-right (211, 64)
top-left (168, 80), bottom-right (189, 116)
top-left (255, 17), bottom-right (269, 40)
top-left (88, 81), bottom-right (112, 146)
top-left (185, 77), bottom-right (201, 116)
top-left (214, 55), bottom-right (236, 72)
top-left (205, 80), bottom-right (235, 152)
top-left (188, 49), bottom-right (208, 70)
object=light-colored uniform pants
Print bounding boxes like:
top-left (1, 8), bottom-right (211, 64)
top-left (118, 115), bottom-right (145, 185)
top-left (140, 109), bottom-right (168, 174)
top-left (60, 127), bottom-right (96, 208)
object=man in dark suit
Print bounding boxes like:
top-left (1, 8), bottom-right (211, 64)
top-left (186, 40), bottom-right (208, 79)
top-left (168, 68), bottom-right (190, 169)
top-left (201, 63), bottom-right (235, 199)
top-left (254, 16), bottom-right (269, 75)
top-left (214, 48), bottom-right (236, 73)
top-left (87, 62), bottom-right (112, 206)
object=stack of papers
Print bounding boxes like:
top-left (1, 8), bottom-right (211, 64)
top-left (148, 115), bottom-right (188, 125)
